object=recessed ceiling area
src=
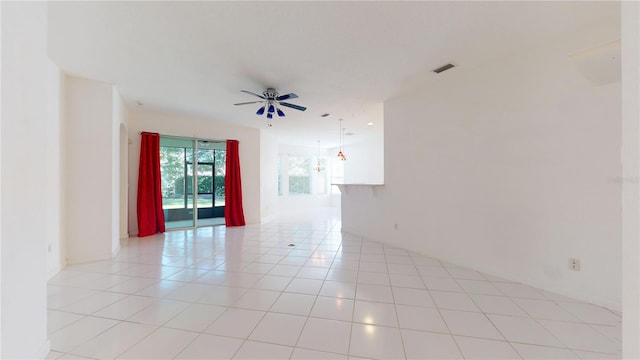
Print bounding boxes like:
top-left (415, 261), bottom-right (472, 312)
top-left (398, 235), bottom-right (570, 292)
top-left (47, 1), bottom-right (619, 147)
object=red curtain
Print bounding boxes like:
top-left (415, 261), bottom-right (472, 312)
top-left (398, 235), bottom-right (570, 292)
top-left (225, 140), bottom-right (246, 226)
top-left (137, 132), bottom-right (166, 236)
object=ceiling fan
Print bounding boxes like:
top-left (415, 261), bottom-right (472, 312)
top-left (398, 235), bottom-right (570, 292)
top-left (234, 88), bottom-right (307, 122)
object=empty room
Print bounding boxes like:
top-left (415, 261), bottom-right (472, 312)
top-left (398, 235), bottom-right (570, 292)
top-left (2, 1), bottom-right (639, 359)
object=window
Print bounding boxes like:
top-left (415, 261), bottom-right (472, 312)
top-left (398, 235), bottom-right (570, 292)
top-left (288, 156), bottom-right (311, 195)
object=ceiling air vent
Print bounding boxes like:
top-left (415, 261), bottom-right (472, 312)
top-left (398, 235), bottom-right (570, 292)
top-left (433, 63), bottom-right (455, 74)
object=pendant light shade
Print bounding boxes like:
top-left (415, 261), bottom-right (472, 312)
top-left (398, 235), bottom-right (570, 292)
top-left (276, 108), bottom-right (285, 117)
top-left (256, 106), bottom-right (266, 115)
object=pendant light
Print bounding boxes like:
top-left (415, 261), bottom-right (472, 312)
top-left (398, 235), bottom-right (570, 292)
top-left (337, 119), bottom-right (346, 161)
top-left (313, 140), bottom-right (324, 173)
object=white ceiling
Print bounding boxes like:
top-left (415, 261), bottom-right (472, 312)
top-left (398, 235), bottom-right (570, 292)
top-left (47, 1), bottom-right (619, 148)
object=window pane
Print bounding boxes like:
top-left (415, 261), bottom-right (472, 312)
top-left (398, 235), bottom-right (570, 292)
top-left (197, 149), bottom-right (214, 163)
top-left (288, 156), bottom-right (311, 195)
top-left (214, 149), bottom-right (226, 206)
top-left (160, 147), bottom-right (186, 209)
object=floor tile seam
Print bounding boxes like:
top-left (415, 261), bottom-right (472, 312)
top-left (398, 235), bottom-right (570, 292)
top-left (47, 284), bottom-right (100, 299)
top-left (345, 249), bottom-right (363, 358)
top-left (159, 320), bottom-right (221, 335)
top-left (115, 271), bottom-right (186, 280)
top-left (506, 339), bottom-right (619, 355)
top-left (450, 276), bottom-right (516, 299)
top-left (47, 280), bottom-right (138, 293)
top-left (535, 315), bottom-right (620, 353)
top-left (393, 284), bottom-right (412, 360)
top-left (485, 311), bottom-right (570, 350)
top-left (553, 302), bottom-right (622, 325)
top-left (316, 293), bottom-right (357, 301)
top-left (54, 317), bottom-right (123, 356)
top-left (456, 278), bottom-right (573, 300)
top-left (465, 291), bottom-right (538, 322)
top-left (421, 286), bottom-right (467, 358)
top-left (399, 328), bottom-right (462, 359)
top-left (50, 268), bottom-right (126, 278)
top-left (289, 293), bottom-right (323, 351)
top-left (119, 324), bottom-right (195, 360)
top-left (515, 307), bottom-right (618, 326)
top-left (292, 345), bottom-right (350, 358)
top-left (586, 323), bottom-right (623, 343)
top-left (453, 334), bottom-right (525, 360)
top-left (438, 310), bottom-right (507, 341)
top-left (47, 312), bottom-right (88, 336)
top-left (91, 298), bottom-right (161, 321)
top-left (125, 297), bottom-right (215, 325)
top-left (56, 293), bottom-right (131, 316)
top-left (437, 305), bottom-right (543, 320)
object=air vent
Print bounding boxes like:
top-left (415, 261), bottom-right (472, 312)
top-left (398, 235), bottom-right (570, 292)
top-left (433, 63), bottom-right (456, 74)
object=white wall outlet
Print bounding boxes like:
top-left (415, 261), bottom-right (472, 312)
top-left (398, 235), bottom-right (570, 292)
top-left (568, 258), bottom-right (581, 271)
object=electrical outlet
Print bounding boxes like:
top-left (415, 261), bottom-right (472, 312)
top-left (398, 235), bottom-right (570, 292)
top-left (568, 258), bottom-right (581, 271)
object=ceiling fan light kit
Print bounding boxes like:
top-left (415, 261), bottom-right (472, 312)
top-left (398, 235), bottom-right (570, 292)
top-left (234, 87), bottom-right (307, 126)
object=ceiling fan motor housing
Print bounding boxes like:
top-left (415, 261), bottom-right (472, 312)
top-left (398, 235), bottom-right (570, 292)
top-left (263, 88), bottom-right (278, 99)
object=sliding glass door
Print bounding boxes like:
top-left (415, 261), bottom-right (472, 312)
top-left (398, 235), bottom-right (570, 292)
top-left (160, 137), bottom-right (226, 229)
top-left (195, 140), bottom-right (226, 226)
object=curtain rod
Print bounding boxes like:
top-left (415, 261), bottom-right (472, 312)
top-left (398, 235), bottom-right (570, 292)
top-left (138, 132), bottom-right (225, 143)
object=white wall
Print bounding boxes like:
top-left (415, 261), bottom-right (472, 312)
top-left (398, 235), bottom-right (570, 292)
top-left (621, 1), bottom-right (640, 357)
top-left (1, 3), bottom-right (3, 352)
top-left (260, 131), bottom-right (279, 222)
top-left (343, 21), bottom-right (623, 310)
top-left (330, 135), bottom-right (384, 185)
top-left (64, 76), bottom-right (119, 264)
top-left (46, 60), bottom-right (64, 278)
top-left (128, 110), bottom-right (261, 234)
top-left (0, 2), bottom-right (53, 357)
top-left (336, 103), bottom-right (384, 185)
top-left (112, 88), bottom-right (128, 254)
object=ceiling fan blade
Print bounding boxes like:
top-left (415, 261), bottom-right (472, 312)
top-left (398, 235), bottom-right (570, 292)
top-left (234, 101), bottom-right (264, 106)
top-left (279, 102), bottom-right (307, 111)
top-left (276, 93), bottom-right (298, 101)
top-left (241, 90), bottom-right (265, 99)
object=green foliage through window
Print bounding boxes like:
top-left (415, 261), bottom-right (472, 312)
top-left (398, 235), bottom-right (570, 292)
top-left (160, 140), bottom-right (226, 209)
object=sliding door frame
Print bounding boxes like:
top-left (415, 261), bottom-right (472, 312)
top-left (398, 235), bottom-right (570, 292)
top-left (159, 135), bottom-right (225, 230)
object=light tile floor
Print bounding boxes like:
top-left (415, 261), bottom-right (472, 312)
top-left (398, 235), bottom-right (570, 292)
top-left (47, 209), bottom-right (621, 359)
